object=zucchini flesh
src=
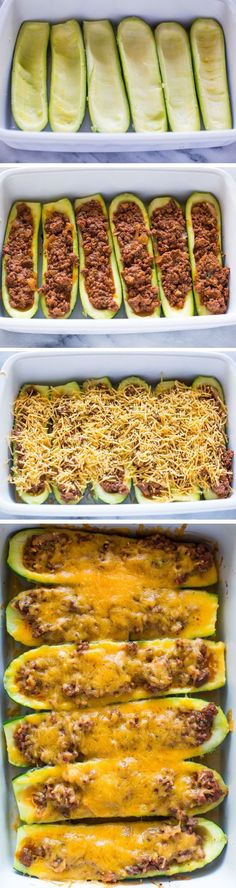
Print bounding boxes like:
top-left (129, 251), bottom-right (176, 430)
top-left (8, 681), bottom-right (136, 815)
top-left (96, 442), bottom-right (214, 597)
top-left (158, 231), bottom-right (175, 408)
top-left (192, 376), bottom-right (232, 500)
top-left (190, 18), bottom-right (232, 131)
top-left (117, 18), bottom-right (167, 132)
top-left (40, 199), bottom-right (78, 318)
top-left (2, 201), bottom-right (41, 319)
top-left (74, 194), bottom-right (122, 319)
top-left (149, 197), bottom-right (194, 318)
top-left (155, 23), bottom-right (200, 132)
top-left (4, 697), bottom-right (229, 767)
top-left (11, 21), bottom-right (49, 131)
top-left (49, 20), bottom-right (86, 132)
top-left (185, 191), bottom-right (229, 316)
top-left (109, 194), bottom-right (160, 317)
top-left (50, 382), bottom-right (85, 504)
top-left (11, 384), bottom-right (51, 505)
top-left (83, 20), bottom-right (130, 132)
top-left (14, 818), bottom-right (227, 879)
top-left (4, 639), bottom-right (225, 710)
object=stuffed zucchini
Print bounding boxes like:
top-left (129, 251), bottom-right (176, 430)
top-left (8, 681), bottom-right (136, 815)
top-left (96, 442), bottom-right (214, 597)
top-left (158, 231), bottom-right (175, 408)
top-left (155, 22), bottom-right (200, 132)
top-left (186, 192), bottom-right (230, 316)
top-left (11, 21), bottom-right (49, 131)
top-left (109, 194), bottom-right (160, 317)
top-left (83, 20), bottom-right (130, 133)
top-left (14, 818), bottom-right (227, 879)
top-left (11, 384), bottom-right (51, 505)
top-left (50, 382), bottom-right (86, 505)
top-left (192, 376), bottom-right (233, 500)
top-left (40, 199), bottom-right (78, 318)
top-left (83, 377), bottom-right (131, 504)
top-left (49, 20), bottom-right (86, 132)
top-left (74, 195), bottom-right (122, 319)
top-left (2, 201), bottom-right (41, 318)
top-left (190, 19), bottom-right (232, 131)
top-left (117, 18), bottom-right (167, 132)
top-left (149, 197), bottom-right (194, 317)
top-left (4, 638), bottom-right (225, 711)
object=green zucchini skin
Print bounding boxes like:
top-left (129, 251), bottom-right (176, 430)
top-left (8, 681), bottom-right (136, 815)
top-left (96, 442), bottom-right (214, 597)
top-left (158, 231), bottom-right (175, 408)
top-left (50, 382), bottom-right (85, 504)
top-left (41, 199), bottom-right (78, 319)
top-left (49, 20), bottom-right (86, 132)
top-left (11, 21), bottom-right (49, 131)
top-left (117, 18), bottom-right (167, 133)
top-left (74, 194), bottom-right (122, 319)
top-left (155, 22), bottom-right (200, 132)
top-left (148, 197), bottom-right (194, 318)
top-left (190, 18), bottom-right (232, 131)
top-left (12, 384), bottom-right (51, 505)
top-left (109, 193), bottom-right (160, 318)
top-left (185, 192), bottom-right (223, 316)
top-left (83, 20), bottom-right (130, 133)
top-left (192, 376), bottom-right (227, 501)
top-left (2, 202), bottom-right (41, 318)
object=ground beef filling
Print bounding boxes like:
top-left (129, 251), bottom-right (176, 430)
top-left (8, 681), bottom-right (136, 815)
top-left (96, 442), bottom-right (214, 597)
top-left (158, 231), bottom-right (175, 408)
top-left (151, 200), bottom-right (192, 309)
top-left (75, 200), bottom-right (117, 311)
top-left (191, 202), bottom-right (229, 314)
top-left (100, 468), bottom-right (129, 495)
top-left (112, 201), bottom-right (160, 316)
top-left (3, 203), bottom-right (36, 310)
top-left (39, 212), bottom-right (78, 318)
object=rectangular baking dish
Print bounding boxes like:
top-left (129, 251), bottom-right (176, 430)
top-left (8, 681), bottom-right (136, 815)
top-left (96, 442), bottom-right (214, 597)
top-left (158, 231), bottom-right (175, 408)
top-left (0, 518), bottom-right (235, 886)
top-left (1, 164), bottom-right (236, 335)
top-left (0, 348), bottom-right (236, 516)
top-left (0, 0), bottom-right (236, 152)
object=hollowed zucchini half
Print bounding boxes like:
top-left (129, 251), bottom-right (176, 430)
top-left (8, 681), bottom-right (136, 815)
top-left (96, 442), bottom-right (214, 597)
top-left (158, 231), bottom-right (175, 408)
top-left (50, 382), bottom-right (86, 505)
top-left (148, 197), bottom-right (194, 318)
top-left (192, 375), bottom-right (228, 501)
top-left (4, 639), bottom-right (225, 711)
top-left (11, 21), bottom-right (49, 131)
top-left (186, 192), bottom-right (223, 316)
top-left (49, 20), bottom-right (86, 133)
top-left (117, 18), bottom-right (167, 133)
top-left (83, 20), bottom-right (130, 133)
top-left (41, 199), bottom-right (78, 319)
top-left (190, 18), bottom-right (232, 131)
top-left (2, 202), bottom-right (41, 319)
top-left (14, 818), bottom-right (227, 879)
top-left (109, 193), bottom-right (160, 318)
top-left (4, 697), bottom-right (229, 768)
top-left (74, 194), bottom-right (122, 319)
top-left (155, 22), bottom-right (200, 132)
top-left (12, 384), bottom-right (51, 505)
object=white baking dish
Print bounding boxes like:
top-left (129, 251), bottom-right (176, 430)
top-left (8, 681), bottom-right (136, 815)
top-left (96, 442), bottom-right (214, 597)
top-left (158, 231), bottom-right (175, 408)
top-left (0, 0), bottom-right (236, 152)
top-left (0, 519), bottom-right (235, 886)
top-left (1, 164), bottom-right (236, 335)
top-left (0, 348), bottom-right (235, 516)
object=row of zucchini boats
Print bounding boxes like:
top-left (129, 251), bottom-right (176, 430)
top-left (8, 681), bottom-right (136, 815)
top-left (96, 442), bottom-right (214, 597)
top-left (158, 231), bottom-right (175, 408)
top-left (2, 190), bottom-right (229, 320)
top-left (3, 528), bottom-right (228, 880)
top-left (11, 18), bottom-right (232, 134)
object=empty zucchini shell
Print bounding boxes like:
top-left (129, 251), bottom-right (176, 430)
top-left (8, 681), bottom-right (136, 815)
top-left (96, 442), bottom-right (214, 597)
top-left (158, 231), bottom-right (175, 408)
top-left (117, 18), bottom-right (167, 132)
top-left (83, 20), bottom-right (130, 132)
top-left (40, 199), bottom-right (78, 318)
top-left (11, 21), bottom-right (49, 131)
top-left (155, 22), bottom-right (200, 132)
top-left (190, 18), bottom-right (232, 130)
top-left (74, 194), bottom-right (122, 319)
top-left (49, 20), bottom-right (86, 132)
top-left (2, 201), bottom-right (41, 318)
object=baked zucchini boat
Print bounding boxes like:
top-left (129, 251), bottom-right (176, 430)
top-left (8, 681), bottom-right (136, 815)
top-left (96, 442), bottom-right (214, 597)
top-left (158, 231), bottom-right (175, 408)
top-left (4, 638), bottom-right (225, 710)
top-left (190, 18), bottom-right (232, 131)
top-left (13, 759), bottom-right (227, 823)
top-left (11, 384), bottom-right (51, 505)
top-left (149, 197), bottom-right (194, 317)
top-left (186, 192), bottom-right (230, 315)
top-left (4, 697), bottom-right (228, 767)
top-left (109, 194), bottom-right (160, 317)
top-left (155, 22), bottom-right (200, 132)
top-left (40, 199), bottom-right (78, 318)
top-left (50, 382), bottom-right (85, 504)
top-left (74, 195), bottom-right (122, 319)
top-left (11, 21), bottom-right (49, 131)
top-left (83, 20), bottom-right (130, 133)
top-left (14, 818), bottom-right (227, 880)
top-left (192, 375), bottom-right (233, 499)
top-left (49, 20), bottom-right (86, 132)
top-left (2, 201), bottom-right (41, 318)
top-left (117, 18), bottom-right (167, 132)
top-left (7, 528), bottom-right (218, 587)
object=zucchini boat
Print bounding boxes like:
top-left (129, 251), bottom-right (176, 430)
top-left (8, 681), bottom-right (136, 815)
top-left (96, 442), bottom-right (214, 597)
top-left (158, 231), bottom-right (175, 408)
top-left (14, 818), bottom-right (227, 879)
top-left (2, 201), bottom-right (41, 318)
top-left (83, 20), bottom-right (130, 133)
top-left (109, 194), bottom-right (160, 317)
top-left (40, 199), bottom-right (78, 318)
top-left (117, 18), bottom-right (167, 132)
top-left (83, 376), bottom-right (131, 504)
top-left (190, 18), bottom-right (232, 131)
top-left (4, 638), bottom-right (225, 711)
top-left (155, 22), bottom-right (200, 132)
top-left (11, 21), bottom-right (49, 131)
top-left (192, 376), bottom-right (232, 500)
top-left (50, 382), bottom-right (86, 505)
top-left (7, 528), bottom-right (218, 587)
top-left (11, 384), bottom-right (51, 505)
top-left (186, 192), bottom-right (229, 316)
top-left (4, 697), bottom-right (228, 767)
top-left (13, 759), bottom-right (227, 823)
top-left (49, 20), bottom-right (86, 132)
top-left (148, 197), bottom-right (194, 318)
top-left (74, 195), bottom-right (122, 319)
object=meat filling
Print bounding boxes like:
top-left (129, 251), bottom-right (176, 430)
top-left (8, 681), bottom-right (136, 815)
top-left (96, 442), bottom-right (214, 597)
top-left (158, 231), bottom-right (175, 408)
top-left (112, 201), bottom-right (160, 316)
top-left (151, 200), bottom-right (192, 309)
top-left (75, 200), bottom-right (117, 311)
top-left (3, 203), bottom-right (36, 310)
top-left (39, 212), bottom-right (78, 318)
top-left (191, 202), bottom-right (229, 314)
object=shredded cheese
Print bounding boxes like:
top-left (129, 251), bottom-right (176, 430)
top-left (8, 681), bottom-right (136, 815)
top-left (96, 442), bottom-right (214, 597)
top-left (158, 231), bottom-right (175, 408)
top-left (10, 387), bottom-right (51, 497)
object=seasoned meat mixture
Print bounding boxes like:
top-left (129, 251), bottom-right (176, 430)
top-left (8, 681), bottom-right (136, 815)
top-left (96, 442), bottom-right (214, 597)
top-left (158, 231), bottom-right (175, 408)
top-left (191, 202), bottom-right (229, 314)
top-left (39, 212), bottom-right (78, 317)
top-left (150, 199), bottom-right (192, 309)
top-left (112, 201), bottom-right (160, 315)
top-left (3, 203), bottom-right (36, 310)
top-left (75, 200), bottom-right (117, 311)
